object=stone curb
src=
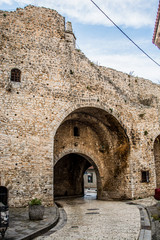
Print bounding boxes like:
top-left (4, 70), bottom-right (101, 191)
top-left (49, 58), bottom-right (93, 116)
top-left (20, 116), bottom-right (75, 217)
top-left (137, 205), bottom-right (151, 240)
top-left (145, 205), bottom-right (159, 240)
top-left (17, 205), bottom-right (60, 240)
top-left (39, 207), bottom-right (67, 237)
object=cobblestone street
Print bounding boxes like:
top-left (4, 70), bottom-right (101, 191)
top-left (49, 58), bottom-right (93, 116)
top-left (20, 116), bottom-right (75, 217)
top-left (35, 193), bottom-right (141, 240)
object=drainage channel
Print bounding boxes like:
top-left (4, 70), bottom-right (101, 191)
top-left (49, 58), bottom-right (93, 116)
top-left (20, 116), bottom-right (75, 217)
top-left (85, 208), bottom-right (100, 215)
top-left (138, 205), bottom-right (151, 240)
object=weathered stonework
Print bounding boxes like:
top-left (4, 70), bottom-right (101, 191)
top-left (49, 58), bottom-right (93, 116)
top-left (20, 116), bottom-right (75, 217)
top-left (0, 5), bottom-right (160, 207)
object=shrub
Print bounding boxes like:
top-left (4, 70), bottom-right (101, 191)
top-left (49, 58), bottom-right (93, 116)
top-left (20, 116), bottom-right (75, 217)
top-left (139, 113), bottom-right (145, 119)
top-left (86, 86), bottom-right (91, 91)
top-left (152, 214), bottom-right (160, 221)
top-left (144, 130), bottom-right (148, 136)
top-left (29, 198), bottom-right (42, 206)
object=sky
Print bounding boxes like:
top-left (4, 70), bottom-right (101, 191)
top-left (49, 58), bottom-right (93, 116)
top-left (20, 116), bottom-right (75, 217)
top-left (0, 0), bottom-right (160, 83)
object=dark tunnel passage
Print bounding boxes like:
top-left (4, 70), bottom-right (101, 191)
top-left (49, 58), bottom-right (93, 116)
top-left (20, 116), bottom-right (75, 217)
top-left (54, 153), bottom-right (98, 198)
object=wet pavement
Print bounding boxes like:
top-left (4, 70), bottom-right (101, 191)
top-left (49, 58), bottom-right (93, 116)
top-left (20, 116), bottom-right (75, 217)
top-left (0, 190), bottom-right (158, 240)
top-left (35, 192), bottom-right (143, 240)
top-left (0, 206), bottom-right (59, 240)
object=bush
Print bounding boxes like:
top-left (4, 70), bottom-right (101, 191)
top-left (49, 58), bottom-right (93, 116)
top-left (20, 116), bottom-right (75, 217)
top-left (144, 130), bottom-right (148, 136)
top-left (152, 214), bottom-right (160, 221)
top-left (29, 198), bottom-right (41, 206)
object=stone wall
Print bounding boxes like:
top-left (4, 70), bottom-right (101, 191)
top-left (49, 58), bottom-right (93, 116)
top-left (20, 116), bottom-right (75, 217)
top-left (0, 5), bottom-right (160, 206)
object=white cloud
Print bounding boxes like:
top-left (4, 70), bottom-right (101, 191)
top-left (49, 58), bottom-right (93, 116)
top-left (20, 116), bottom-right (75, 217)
top-left (76, 34), bottom-right (160, 83)
top-left (2, 0), bottom-right (158, 28)
top-left (88, 53), bottom-right (160, 83)
top-left (0, 0), bottom-right (13, 5)
top-left (1, 0), bottom-right (159, 83)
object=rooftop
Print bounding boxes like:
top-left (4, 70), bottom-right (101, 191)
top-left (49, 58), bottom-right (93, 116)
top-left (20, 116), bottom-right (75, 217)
top-left (153, 0), bottom-right (160, 48)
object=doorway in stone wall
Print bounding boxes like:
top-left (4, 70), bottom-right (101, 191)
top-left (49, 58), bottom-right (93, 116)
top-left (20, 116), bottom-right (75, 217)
top-left (54, 153), bottom-right (100, 199)
top-left (83, 166), bottom-right (97, 199)
top-left (154, 135), bottom-right (160, 188)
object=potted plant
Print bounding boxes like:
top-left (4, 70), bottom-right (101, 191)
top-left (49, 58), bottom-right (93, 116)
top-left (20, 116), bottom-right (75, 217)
top-left (28, 198), bottom-right (44, 220)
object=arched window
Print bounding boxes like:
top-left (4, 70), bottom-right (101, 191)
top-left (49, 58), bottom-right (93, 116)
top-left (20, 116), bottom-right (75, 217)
top-left (74, 127), bottom-right (80, 137)
top-left (11, 68), bottom-right (21, 82)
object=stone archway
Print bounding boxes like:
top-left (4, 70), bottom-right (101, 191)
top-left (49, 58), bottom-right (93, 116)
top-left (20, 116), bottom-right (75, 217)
top-left (54, 107), bottom-right (130, 200)
top-left (154, 135), bottom-right (160, 188)
top-left (54, 153), bottom-right (101, 199)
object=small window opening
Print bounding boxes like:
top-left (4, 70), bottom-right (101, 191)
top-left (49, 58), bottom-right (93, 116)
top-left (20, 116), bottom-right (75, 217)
top-left (74, 127), bottom-right (80, 137)
top-left (141, 171), bottom-right (149, 183)
top-left (11, 68), bottom-right (21, 82)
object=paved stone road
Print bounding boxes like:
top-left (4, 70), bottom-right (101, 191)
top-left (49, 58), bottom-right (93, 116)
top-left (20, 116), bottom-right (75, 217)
top-left (36, 193), bottom-right (140, 240)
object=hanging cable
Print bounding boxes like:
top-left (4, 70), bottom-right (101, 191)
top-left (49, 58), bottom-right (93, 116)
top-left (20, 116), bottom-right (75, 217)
top-left (90, 0), bottom-right (160, 67)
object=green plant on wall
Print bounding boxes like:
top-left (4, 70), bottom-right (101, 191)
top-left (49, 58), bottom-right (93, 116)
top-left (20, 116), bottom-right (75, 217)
top-left (139, 113), bottom-right (145, 119)
top-left (152, 214), bottom-right (160, 221)
top-left (86, 86), bottom-right (91, 91)
top-left (99, 145), bottom-right (105, 153)
top-left (89, 61), bottom-right (94, 66)
top-left (144, 130), bottom-right (148, 136)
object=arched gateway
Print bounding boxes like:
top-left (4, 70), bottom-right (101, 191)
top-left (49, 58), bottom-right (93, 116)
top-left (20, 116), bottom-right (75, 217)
top-left (54, 107), bottom-right (130, 200)
top-left (1, 6), bottom-right (159, 207)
